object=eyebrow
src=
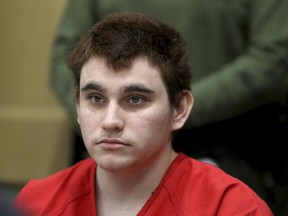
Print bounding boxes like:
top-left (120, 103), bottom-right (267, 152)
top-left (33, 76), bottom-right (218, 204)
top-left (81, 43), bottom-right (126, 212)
top-left (81, 82), bottom-right (105, 93)
top-left (81, 81), bottom-right (155, 95)
top-left (123, 84), bottom-right (155, 94)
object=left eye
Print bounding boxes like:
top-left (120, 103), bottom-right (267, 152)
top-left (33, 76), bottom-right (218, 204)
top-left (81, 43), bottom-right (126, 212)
top-left (129, 96), bottom-right (142, 104)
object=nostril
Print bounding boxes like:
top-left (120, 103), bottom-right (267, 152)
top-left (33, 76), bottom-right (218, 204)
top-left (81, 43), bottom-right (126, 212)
top-left (101, 108), bottom-right (124, 131)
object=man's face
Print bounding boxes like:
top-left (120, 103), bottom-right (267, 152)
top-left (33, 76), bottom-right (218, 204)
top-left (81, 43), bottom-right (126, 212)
top-left (77, 56), bottom-right (180, 172)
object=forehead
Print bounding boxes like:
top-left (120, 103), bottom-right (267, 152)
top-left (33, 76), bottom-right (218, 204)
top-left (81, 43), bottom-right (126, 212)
top-left (80, 56), bottom-right (166, 90)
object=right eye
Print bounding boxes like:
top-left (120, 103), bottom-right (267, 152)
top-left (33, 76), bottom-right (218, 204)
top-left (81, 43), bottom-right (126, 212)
top-left (90, 95), bottom-right (103, 103)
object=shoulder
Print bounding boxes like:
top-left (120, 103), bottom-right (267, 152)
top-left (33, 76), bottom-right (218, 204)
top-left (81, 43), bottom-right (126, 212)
top-left (14, 158), bottom-right (96, 215)
top-left (165, 154), bottom-right (273, 215)
top-left (19, 158), bottom-right (95, 193)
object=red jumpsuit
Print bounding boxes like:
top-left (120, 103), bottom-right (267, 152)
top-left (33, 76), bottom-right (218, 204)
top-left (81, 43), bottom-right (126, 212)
top-left (15, 153), bottom-right (273, 215)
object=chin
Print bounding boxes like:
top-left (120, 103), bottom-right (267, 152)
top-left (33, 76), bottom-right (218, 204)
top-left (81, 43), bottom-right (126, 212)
top-left (94, 153), bottom-right (137, 172)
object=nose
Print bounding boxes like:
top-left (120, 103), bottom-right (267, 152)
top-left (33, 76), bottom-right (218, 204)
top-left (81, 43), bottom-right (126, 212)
top-left (101, 102), bottom-right (124, 131)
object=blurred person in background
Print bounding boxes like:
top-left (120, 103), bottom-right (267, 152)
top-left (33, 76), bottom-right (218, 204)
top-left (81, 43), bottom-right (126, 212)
top-left (50, 0), bottom-right (288, 215)
top-left (1, 190), bottom-right (21, 216)
top-left (0, 199), bottom-right (21, 216)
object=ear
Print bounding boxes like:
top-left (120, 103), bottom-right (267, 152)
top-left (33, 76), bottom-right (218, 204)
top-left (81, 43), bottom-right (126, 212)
top-left (76, 105), bottom-right (80, 125)
top-left (75, 90), bottom-right (80, 125)
top-left (172, 90), bottom-right (193, 131)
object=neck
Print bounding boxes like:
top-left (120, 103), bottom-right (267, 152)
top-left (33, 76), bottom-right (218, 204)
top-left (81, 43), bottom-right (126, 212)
top-left (96, 150), bottom-right (177, 216)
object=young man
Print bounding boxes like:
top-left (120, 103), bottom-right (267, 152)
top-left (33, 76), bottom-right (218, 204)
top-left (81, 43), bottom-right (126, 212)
top-left (15, 13), bottom-right (273, 216)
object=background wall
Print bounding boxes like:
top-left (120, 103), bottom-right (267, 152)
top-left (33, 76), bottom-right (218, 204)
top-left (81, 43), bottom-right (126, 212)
top-left (0, 0), bottom-right (72, 185)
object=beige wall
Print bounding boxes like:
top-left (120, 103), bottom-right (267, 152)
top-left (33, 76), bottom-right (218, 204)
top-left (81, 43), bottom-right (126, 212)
top-left (0, 0), bottom-right (73, 184)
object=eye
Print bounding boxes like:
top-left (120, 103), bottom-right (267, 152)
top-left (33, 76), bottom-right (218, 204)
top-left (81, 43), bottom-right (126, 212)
top-left (129, 96), bottom-right (143, 104)
top-left (90, 95), bottom-right (104, 103)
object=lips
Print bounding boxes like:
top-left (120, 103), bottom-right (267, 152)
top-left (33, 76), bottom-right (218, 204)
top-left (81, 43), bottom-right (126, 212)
top-left (97, 138), bottom-right (128, 150)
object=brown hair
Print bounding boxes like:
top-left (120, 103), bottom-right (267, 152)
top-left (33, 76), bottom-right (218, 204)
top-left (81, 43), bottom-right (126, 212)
top-left (67, 12), bottom-right (192, 105)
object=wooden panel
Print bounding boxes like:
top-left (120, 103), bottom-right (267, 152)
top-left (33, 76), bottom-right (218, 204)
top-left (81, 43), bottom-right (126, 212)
top-left (0, 0), bottom-right (73, 184)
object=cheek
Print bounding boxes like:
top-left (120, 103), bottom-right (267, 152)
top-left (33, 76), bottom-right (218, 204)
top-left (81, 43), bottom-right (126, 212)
top-left (131, 113), bottom-right (173, 153)
top-left (144, 105), bottom-right (173, 123)
top-left (78, 110), bottom-right (100, 134)
top-left (132, 108), bottom-right (173, 136)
